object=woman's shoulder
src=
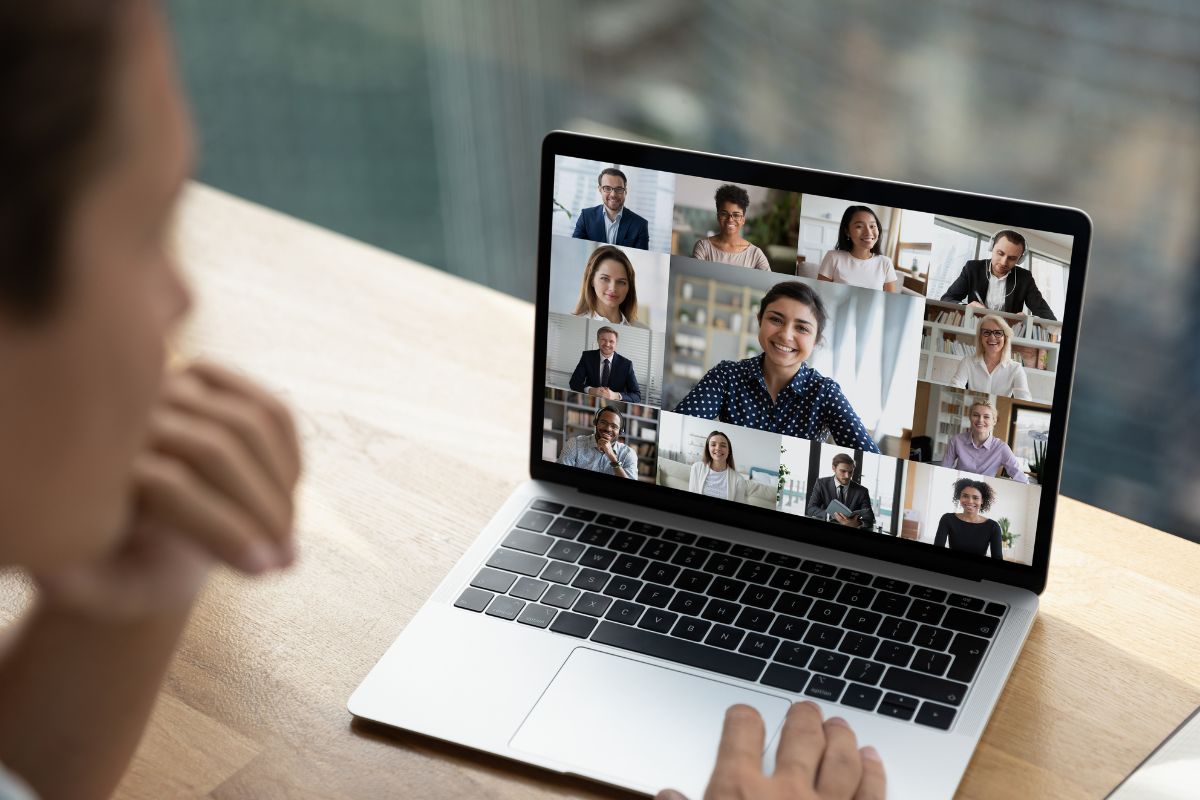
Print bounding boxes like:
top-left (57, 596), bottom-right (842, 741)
top-left (693, 237), bottom-right (714, 255)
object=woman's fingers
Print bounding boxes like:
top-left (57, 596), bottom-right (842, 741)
top-left (853, 747), bottom-right (886, 800)
top-left (814, 717), bottom-right (862, 800)
top-left (704, 704), bottom-right (765, 798)
top-left (772, 702), bottom-right (826, 788)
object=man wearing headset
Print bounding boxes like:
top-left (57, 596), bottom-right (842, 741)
top-left (556, 406), bottom-right (638, 479)
top-left (939, 229), bottom-right (1056, 320)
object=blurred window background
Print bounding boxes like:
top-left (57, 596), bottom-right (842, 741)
top-left (165, 0), bottom-right (1200, 542)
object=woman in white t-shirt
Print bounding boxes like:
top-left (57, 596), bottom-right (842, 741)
top-left (817, 205), bottom-right (899, 292)
top-left (687, 431), bottom-right (748, 502)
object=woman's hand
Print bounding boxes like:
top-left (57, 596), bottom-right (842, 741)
top-left (34, 361), bottom-right (302, 622)
top-left (656, 702), bottom-right (886, 800)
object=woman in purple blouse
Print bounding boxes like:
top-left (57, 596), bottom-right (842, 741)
top-left (941, 401), bottom-right (1030, 484)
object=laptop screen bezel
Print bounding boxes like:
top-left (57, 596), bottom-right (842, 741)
top-left (530, 130), bottom-right (1091, 595)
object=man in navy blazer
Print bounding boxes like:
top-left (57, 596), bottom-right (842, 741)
top-left (569, 326), bottom-right (642, 404)
top-left (940, 230), bottom-right (1057, 320)
top-left (571, 167), bottom-right (650, 250)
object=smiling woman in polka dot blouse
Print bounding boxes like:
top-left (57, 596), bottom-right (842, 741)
top-left (674, 281), bottom-right (880, 453)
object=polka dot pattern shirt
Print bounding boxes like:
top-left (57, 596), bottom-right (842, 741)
top-left (673, 355), bottom-right (880, 452)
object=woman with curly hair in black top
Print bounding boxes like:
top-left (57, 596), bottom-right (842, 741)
top-left (934, 478), bottom-right (1004, 559)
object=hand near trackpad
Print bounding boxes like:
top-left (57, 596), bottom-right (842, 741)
top-left (509, 647), bottom-right (791, 799)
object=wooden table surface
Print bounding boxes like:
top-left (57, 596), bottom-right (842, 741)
top-left (3, 183), bottom-right (1198, 799)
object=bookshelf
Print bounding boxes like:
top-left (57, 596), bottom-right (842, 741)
top-left (541, 388), bottom-right (658, 482)
top-left (930, 388), bottom-right (993, 463)
top-left (919, 300), bottom-right (1060, 404)
top-left (665, 276), bottom-right (765, 403)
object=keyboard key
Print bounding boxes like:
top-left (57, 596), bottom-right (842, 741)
top-left (487, 549), bottom-right (547, 577)
top-left (906, 600), bottom-right (947, 626)
top-left (454, 587), bottom-right (493, 612)
top-left (510, 577), bottom-right (548, 601)
top-left (629, 521), bottom-right (663, 536)
top-left (736, 561), bottom-right (774, 585)
top-left (636, 584), bottom-right (675, 608)
top-left (845, 658), bottom-right (885, 685)
top-left (769, 568), bottom-right (807, 593)
top-left (871, 591), bottom-right (910, 616)
top-left (675, 569), bottom-right (713, 593)
top-left (638, 609), bottom-right (678, 634)
top-left (908, 584), bottom-right (947, 603)
top-left (843, 609), bottom-right (882, 635)
top-left (947, 593), bottom-right (985, 611)
top-left (805, 675), bottom-right (845, 702)
top-left (530, 499), bottom-right (564, 514)
top-left (516, 511), bottom-right (553, 532)
top-left (701, 599), bottom-right (740, 625)
top-left (985, 602), bottom-right (1007, 618)
top-left (542, 585), bottom-right (580, 609)
top-left (838, 632), bottom-right (879, 659)
top-left (668, 591), bottom-right (707, 616)
top-left (947, 633), bottom-right (989, 683)
top-left (734, 607), bottom-right (775, 633)
top-left (696, 536), bottom-right (732, 552)
top-left (837, 583), bottom-right (877, 609)
top-left (741, 586), bottom-right (779, 609)
top-left (807, 600), bottom-right (848, 626)
top-left (876, 641), bottom-right (915, 667)
top-left (769, 615), bottom-right (809, 641)
top-left (881, 668), bottom-right (969, 706)
top-left (603, 577), bottom-right (643, 601)
top-left (803, 623), bottom-right (843, 649)
top-left (578, 525), bottom-right (615, 547)
top-left (916, 702), bottom-right (957, 730)
top-left (611, 555), bottom-right (649, 577)
top-left (731, 544), bottom-right (766, 561)
top-left (872, 576), bottom-right (910, 594)
top-left (802, 576), bottom-right (842, 599)
top-left (671, 616), bottom-right (711, 642)
top-left (765, 552), bottom-right (801, 569)
top-left (810, 649), bottom-right (849, 676)
top-left (877, 693), bottom-right (918, 721)
top-left (774, 642), bottom-right (814, 667)
top-left (547, 540), bottom-right (585, 562)
top-left (486, 596), bottom-right (524, 620)
top-left (503, 529), bottom-right (553, 555)
top-left (801, 559), bottom-right (838, 577)
top-left (761, 664), bottom-right (810, 693)
top-left (662, 529), bottom-right (697, 544)
top-left (549, 610), bottom-right (597, 638)
top-left (640, 539), bottom-right (678, 561)
top-left (912, 625), bottom-right (953, 651)
top-left (540, 560), bottom-right (579, 585)
top-left (571, 568), bottom-right (610, 592)
top-left (836, 568), bottom-right (873, 586)
top-left (517, 604), bottom-right (557, 629)
top-left (611, 532), bottom-right (647, 553)
top-left (573, 592), bottom-right (611, 617)
top-left (563, 506), bottom-right (596, 521)
top-left (471, 567), bottom-right (518, 593)
top-left (672, 546), bottom-right (707, 568)
top-left (739, 633), bottom-right (780, 658)
top-left (708, 577), bottom-right (747, 601)
top-left (547, 518), bottom-right (584, 538)
top-left (911, 649), bottom-right (951, 676)
top-left (605, 600), bottom-right (646, 625)
top-left (942, 608), bottom-right (1002, 638)
top-left (774, 592), bottom-right (813, 617)
top-left (842, 684), bottom-right (882, 711)
top-left (705, 625), bottom-right (744, 650)
top-left (877, 617), bottom-right (917, 643)
top-left (596, 513), bottom-right (630, 529)
top-left (704, 554), bottom-right (743, 576)
top-left (644, 561), bottom-right (681, 585)
top-left (579, 547), bottom-right (617, 571)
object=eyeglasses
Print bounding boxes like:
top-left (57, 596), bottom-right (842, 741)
top-left (596, 421), bottom-right (620, 431)
top-left (980, 329), bottom-right (1006, 339)
top-left (717, 211), bottom-right (746, 221)
top-left (599, 186), bottom-right (627, 195)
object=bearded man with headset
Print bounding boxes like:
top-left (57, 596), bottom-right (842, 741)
top-left (556, 406), bottom-right (637, 479)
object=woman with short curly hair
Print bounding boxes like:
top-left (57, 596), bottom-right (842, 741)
top-left (690, 183), bottom-right (770, 270)
top-left (933, 478), bottom-right (1004, 559)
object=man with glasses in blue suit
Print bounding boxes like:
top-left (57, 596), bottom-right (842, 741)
top-left (572, 167), bottom-right (650, 250)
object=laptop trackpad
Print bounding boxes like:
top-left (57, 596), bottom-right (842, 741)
top-left (510, 647), bottom-right (791, 798)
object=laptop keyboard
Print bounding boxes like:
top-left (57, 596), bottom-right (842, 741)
top-left (453, 499), bottom-right (1009, 732)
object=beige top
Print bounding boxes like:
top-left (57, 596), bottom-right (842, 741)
top-left (692, 237), bottom-right (770, 270)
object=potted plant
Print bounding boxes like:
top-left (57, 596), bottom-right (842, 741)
top-left (998, 517), bottom-right (1019, 552)
top-left (1029, 430), bottom-right (1048, 480)
top-left (776, 445), bottom-right (790, 507)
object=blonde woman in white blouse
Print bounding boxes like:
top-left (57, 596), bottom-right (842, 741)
top-left (948, 314), bottom-right (1032, 400)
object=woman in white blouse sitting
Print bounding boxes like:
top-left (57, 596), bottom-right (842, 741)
top-left (948, 313), bottom-right (1032, 400)
top-left (817, 205), bottom-right (899, 292)
top-left (687, 431), bottom-right (748, 502)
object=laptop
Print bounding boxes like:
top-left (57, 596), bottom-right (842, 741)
top-left (349, 132), bottom-right (1090, 798)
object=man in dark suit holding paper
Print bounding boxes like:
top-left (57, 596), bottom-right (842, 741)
top-left (571, 167), bottom-right (650, 250)
top-left (939, 230), bottom-right (1056, 320)
top-left (569, 326), bottom-right (642, 404)
top-left (806, 454), bottom-right (876, 529)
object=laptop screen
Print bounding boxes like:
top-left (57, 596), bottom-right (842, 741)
top-left (535, 135), bottom-right (1088, 585)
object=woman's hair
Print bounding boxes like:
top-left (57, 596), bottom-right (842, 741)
top-left (756, 280), bottom-right (827, 343)
top-left (714, 184), bottom-right (751, 213)
top-left (0, 1), bottom-right (125, 321)
top-left (975, 314), bottom-right (1013, 362)
top-left (968, 400), bottom-right (998, 418)
top-left (953, 477), bottom-right (995, 512)
top-left (835, 205), bottom-right (884, 255)
top-left (573, 244), bottom-right (639, 324)
top-left (702, 431), bottom-right (736, 471)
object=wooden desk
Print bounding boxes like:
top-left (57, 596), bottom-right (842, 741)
top-left (4, 184), bottom-right (1199, 799)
